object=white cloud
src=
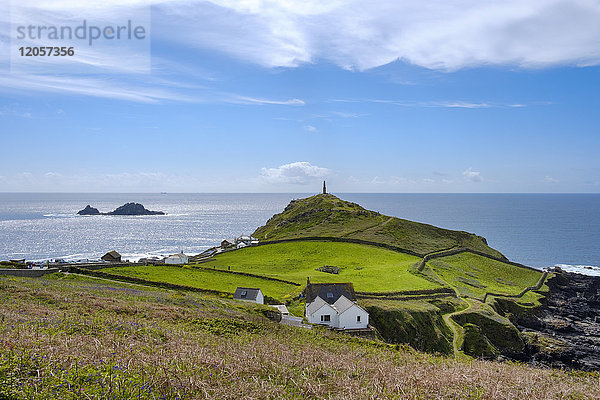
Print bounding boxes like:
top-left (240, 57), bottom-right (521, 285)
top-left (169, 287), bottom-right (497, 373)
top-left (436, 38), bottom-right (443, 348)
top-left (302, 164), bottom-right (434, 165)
top-left (544, 175), bottom-right (560, 183)
top-left (463, 167), bottom-right (483, 182)
top-left (154, 0), bottom-right (600, 71)
top-left (4, 0), bottom-right (599, 103)
top-left (304, 125), bottom-right (317, 132)
top-left (260, 161), bottom-right (331, 185)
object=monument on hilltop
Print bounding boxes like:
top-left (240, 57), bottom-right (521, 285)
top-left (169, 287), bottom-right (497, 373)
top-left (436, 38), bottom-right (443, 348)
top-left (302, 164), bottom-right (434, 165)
top-left (322, 181), bottom-right (327, 194)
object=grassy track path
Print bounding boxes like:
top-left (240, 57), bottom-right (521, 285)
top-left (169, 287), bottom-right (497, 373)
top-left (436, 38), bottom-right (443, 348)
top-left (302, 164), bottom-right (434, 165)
top-left (443, 299), bottom-right (473, 360)
top-left (425, 264), bottom-right (473, 360)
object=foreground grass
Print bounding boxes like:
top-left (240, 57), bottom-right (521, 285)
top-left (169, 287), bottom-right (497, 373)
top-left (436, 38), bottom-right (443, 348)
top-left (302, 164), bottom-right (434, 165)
top-left (1, 275), bottom-right (599, 399)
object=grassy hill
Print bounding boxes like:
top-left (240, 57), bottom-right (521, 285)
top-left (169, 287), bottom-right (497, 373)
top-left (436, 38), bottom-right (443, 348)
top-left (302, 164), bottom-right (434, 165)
top-left (252, 193), bottom-right (505, 258)
top-left (2, 274), bottom-right (598, 399)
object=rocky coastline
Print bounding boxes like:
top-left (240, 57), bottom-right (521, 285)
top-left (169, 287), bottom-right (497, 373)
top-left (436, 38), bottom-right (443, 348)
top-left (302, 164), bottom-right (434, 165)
top-left (509, 269), bottom-right (600, 370)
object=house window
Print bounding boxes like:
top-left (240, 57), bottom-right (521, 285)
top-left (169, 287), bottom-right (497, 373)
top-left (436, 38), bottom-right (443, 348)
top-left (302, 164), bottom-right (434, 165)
top-left (326, 292), bottom-right (334, 299)
top-left (357, 315), bottom-right (361, 322)
top-left (321, 315), bottom-right (331, 322)
top-left (241, 290), bottom-right (247, 297)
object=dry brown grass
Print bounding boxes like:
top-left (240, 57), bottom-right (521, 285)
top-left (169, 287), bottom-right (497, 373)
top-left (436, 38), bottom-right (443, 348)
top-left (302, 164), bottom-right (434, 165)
top-left (1, 275), bottom-right (598, 399)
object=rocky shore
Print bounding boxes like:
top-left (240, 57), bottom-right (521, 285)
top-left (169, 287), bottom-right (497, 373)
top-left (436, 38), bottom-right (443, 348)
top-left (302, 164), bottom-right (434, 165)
top-left (511, 269), bottom-right (600, 370)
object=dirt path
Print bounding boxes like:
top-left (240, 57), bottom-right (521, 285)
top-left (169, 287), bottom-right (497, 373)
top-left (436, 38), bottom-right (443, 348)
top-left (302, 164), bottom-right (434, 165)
top-left (443, 299), bottom-right (473, 359)
top-left (380, 217), bottom-right (394, 226)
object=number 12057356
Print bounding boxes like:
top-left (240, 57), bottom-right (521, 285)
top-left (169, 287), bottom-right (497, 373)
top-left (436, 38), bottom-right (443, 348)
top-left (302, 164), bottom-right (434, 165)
top-left (19, 47), bottom-right (75, 56)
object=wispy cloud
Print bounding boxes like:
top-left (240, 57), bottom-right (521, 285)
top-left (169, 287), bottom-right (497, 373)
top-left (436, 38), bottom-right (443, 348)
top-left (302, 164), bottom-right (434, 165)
top-left (304, 125), bottom-right (317, 132)
top-left (332, 98), bottom-right (530, 108)
top-left (228, 95), bottom-right (305, 106)
top-left (544, 175), bottom-right (560, 183)
top-left (0, 105), bottom-right (32, 118)
top-left (0, 74), bottom-right (197, 104)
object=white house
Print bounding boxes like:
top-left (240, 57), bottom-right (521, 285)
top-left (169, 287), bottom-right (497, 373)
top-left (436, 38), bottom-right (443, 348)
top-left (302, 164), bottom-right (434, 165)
top-left (236, 235), bottom-right (259, 246)
top-left (233, 287), bottom-right (264, 304)
top-left (304, 282), bottom-right (369, 330)
top-left (164, 251), bottom-right (189, 265)
top-left (236, 242), bottom-right (248, 249)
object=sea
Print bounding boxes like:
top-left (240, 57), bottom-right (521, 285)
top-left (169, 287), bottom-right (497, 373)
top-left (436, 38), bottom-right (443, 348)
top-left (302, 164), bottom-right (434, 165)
top-left (0, 193), bottom-right (598, 275)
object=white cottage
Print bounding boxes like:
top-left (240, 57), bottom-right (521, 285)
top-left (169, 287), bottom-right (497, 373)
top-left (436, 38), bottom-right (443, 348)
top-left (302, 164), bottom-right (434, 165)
top-left (165, 251), bottom-right (189, 265)
top-left (304, 282), bottom-right (369, 330)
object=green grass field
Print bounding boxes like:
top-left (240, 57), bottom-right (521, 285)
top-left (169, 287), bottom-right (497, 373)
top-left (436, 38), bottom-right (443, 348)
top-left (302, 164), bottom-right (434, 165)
top-left (102, 264), bottom-right (302, 300)
top-left (203, 241), bottom-right (439, 292)
top-left (106, 241), bottom-right (438, 300)
top-left (428, 253), bottom-right (543, 299)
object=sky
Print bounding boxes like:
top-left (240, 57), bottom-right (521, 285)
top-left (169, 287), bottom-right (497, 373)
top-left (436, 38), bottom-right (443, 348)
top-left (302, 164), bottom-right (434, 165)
top-left (0, 0), bottom-right (599, 193)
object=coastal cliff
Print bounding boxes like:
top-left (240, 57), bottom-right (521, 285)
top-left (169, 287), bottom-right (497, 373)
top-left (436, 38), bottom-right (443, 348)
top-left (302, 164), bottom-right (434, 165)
top-left (498, 269), bottom-right (600, 370)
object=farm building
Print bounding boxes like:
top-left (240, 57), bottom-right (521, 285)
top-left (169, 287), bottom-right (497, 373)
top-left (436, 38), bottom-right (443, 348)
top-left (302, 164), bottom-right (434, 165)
top-left (165, 251), bottom-right (189, 265)
top-left (221, 239), bottom-right (235, 250)
top-left (233, 287), bottom-right (264, 304)
top-left (304, 282), bottom-right (369, 330)
top-left (101, 251), bottom-right (121, 263)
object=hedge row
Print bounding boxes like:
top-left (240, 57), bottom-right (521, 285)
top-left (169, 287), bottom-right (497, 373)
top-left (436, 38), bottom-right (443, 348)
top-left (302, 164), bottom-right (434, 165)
top-left (483, 271), bottom-right (549, 303)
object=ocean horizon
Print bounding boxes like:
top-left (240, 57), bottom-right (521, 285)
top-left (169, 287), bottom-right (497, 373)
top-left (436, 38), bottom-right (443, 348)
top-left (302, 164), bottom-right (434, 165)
top-left (1, 192), bottom-right (598, 276)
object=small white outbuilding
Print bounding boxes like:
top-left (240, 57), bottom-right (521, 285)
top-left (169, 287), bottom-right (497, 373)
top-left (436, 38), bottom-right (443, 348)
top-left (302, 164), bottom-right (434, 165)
top-left (164, 251), bottom-right (189, 265)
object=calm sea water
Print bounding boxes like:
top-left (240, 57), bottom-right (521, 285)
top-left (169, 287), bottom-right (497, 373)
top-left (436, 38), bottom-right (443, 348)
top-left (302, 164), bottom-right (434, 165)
top-left (0, 193), bottom-right (598, 274)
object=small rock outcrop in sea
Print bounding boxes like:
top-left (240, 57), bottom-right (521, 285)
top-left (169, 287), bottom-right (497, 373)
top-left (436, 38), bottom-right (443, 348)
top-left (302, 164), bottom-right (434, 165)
top-left (107, 203), bottom-right (165, 215)
top-left (77, 205), bottom-right (100, 215)
top-left (76, 203), bottom-right (165, 216)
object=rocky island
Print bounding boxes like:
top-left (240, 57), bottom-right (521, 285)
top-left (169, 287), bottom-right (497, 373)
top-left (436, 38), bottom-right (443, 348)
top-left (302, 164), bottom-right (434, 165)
top-left (77, 202), bottom-right (165, 216)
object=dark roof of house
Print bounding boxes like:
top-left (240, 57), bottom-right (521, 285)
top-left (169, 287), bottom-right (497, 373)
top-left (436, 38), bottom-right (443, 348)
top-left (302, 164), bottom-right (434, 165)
top-left (101, 251), bottom-right (121, 260)
top-left (233, 287), bottom-right (262, 301)
top-left (305, 283), bottom-right (356, 304)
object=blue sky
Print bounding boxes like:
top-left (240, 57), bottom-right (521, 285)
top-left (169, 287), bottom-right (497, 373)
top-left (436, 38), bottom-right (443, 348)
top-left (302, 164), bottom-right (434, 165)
top-left (0, 0), bottom-right (599, 192)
